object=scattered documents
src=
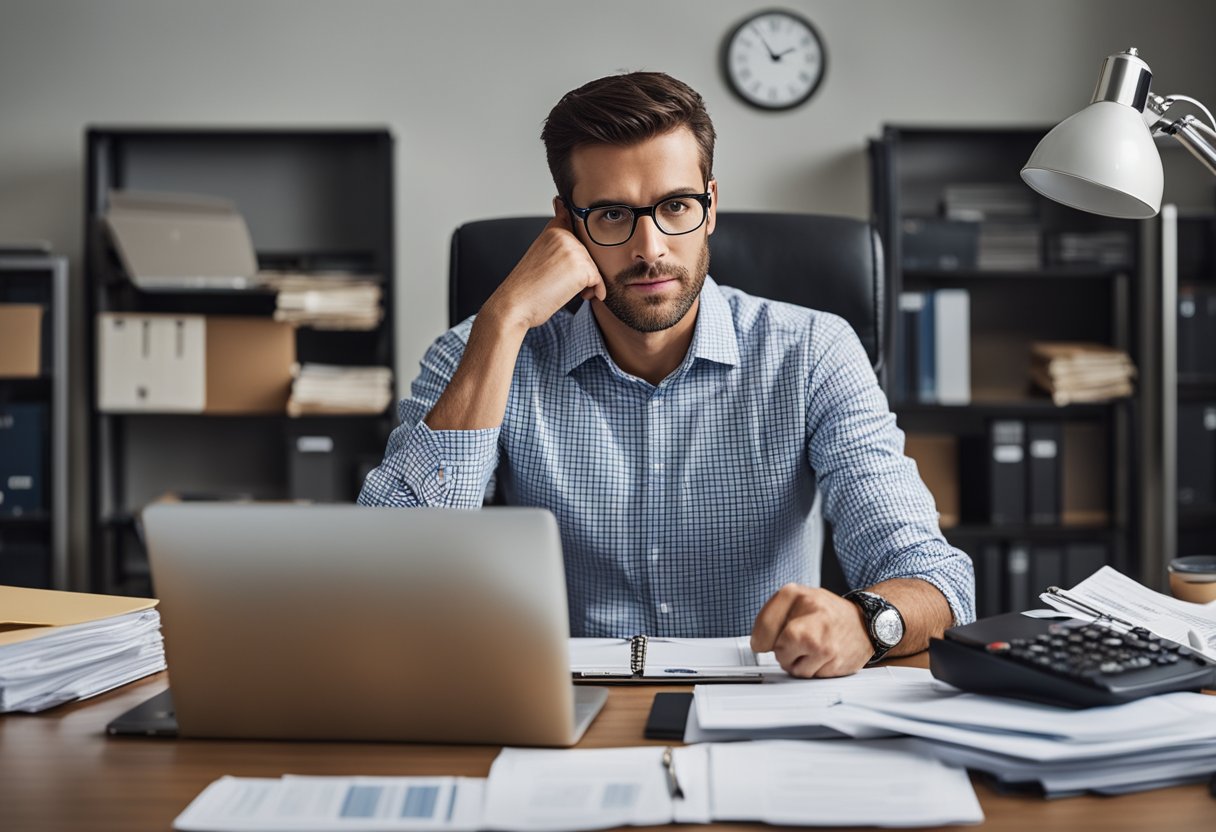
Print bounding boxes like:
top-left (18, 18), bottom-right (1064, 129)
top-left (177, 741), bottom-right (983, 830)
top-left (1030, 341), bottom-right (1136, 405)
top-left (174, 775), bottom-right (485, 831)
top-left (287, 363), bottom-right (393, 416)
top-left (483, 741), bottom-right (982, 829)
top-left (569, 636), bottom-right (783, 681)
top-left (0, 585), bottom-right (165, 713)
top-left (820, 690), bottom-right (1216, 797)
top-left (688, 666), bottom-right (953, 741)
top-left (267, 272), bottom-right (383, 331)
top-left (1039, 564), bottom-right (1216, 662)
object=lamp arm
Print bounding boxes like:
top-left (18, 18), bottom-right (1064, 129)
top-left (1163, 116), bottom-right (1216, 178)
top-left (1145, 94), bottom-right (1216, 178)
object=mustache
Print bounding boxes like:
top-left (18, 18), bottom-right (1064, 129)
top-left (614, 261), bottom-right (687, 283)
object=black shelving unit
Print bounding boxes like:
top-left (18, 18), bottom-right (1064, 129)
top-left (870, 126), bottom-right (1144, 617)
top-left (0, 251), bottom-right (68, 588)
top-left (84, 128), bottom-right (396, 596)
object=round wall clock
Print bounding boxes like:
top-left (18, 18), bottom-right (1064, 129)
top-left (723, 9), bottom-right (827, 111)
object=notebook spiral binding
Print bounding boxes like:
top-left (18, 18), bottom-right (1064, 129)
top-left (629, 635), bottom-right (648, 676)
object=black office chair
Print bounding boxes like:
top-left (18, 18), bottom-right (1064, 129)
top-left (448, 212), bottom-right (886, 594)
top-left (448, 211), bottom-right (885, 371)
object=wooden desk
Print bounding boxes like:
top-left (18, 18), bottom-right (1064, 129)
top-left (2, 667), bottom-right (1212, 832)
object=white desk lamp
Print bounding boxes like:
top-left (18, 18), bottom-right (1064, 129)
top-left (1021, 48), bottom-right (1216, 218)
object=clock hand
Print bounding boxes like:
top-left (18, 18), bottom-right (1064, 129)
top-left (775, 46), bottom-right (796, 59)
top-left (752, 27), bottom-right (780, 61)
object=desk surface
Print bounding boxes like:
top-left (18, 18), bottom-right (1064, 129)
top-left (2, 658), bottom-right (1213, 832)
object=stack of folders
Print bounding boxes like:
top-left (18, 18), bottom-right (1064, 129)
top-left (1030, 342), bottom-right (1136, 406)
top-left (0, 585), bottom-right (165, 713)
top-left (287, 363), bottom-right (393, 417)
top-left (267, 273), bottom-right (384, 331)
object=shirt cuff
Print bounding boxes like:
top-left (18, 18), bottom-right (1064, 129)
top-left (392, 421), bottom-right (500, 508)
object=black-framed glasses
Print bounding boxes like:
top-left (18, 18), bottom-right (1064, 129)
top-left (562, 192), bottom-right (712, 246)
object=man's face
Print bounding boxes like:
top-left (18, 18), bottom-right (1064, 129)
top-left (566, 128), bottom-right (717, 333)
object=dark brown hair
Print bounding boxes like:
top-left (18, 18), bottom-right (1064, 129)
top-left (541, 72), bottom-right (716, 200)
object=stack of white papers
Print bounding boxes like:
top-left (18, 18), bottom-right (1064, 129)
top-left (175, 741), bottom-right (983, 830)
top-left (0, 586), bottom-right (166, 713)
top-left (287, 363), bottom-right (394, 416)
top-left (820, 690), bottom-right (1216, 797)
top-left (267, 273), bottom-right (384, 331)
top-left (688, 666), bottom-right (953, 741)
top-left (175, 775), bottom-right (486, 831)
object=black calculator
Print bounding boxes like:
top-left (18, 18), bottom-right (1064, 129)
top-left (929, 611), bottom-right (1215, 708)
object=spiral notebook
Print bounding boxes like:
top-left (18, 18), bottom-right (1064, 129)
top-left (569, 636), bottom-right (781, 683)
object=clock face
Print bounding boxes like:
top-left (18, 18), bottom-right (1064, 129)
top-left (723, 10), bottom-right (827, 110)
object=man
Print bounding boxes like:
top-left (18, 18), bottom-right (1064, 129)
top-left (359, 72), bottom-right (974, 677)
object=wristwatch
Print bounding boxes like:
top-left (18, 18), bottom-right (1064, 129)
top-left (843, 590), bottom-right (905, 665)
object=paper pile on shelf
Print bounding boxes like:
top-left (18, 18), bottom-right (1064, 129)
top-left (1030, 341), bottom-right (1137, 405)
top-left (287, 363), bottom-right (393, 416)
top-left (819, 689), bottom-right (1216, 798)
top-left (266, 272), bottom-right (383, 330)
top-left (942, 183), bottom-right (1037, 221)
top-left (0, 586), bottom-right (165, 713)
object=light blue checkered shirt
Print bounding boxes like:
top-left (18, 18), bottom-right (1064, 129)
top-left (359, 277), bottom-right (975, 637)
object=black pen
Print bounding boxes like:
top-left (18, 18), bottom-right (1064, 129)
top-left (662, 746), bottom-right (684, 800)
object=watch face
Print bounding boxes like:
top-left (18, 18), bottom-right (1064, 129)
top-left (872, 608), bottom-right (904, 648)
top-left (723, 10), bottom-right (826, 110)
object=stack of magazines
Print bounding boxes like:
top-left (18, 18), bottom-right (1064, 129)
top-left (0, 586), bottom-right (165, 713)
top-left (287, 363), bottom-right (393, 416)
top-left (1030, 342), bottom-right (1136, 405)
top-left (266, 273), bottom-right (383, 330)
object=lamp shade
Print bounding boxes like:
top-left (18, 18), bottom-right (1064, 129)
top-left (1021, 100), bottom-right (1163, 219)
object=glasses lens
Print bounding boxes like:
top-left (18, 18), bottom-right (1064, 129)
top-left (586, 206), bottom-right (636, 246)
top-left (653, 197), bottom-right (707, 236)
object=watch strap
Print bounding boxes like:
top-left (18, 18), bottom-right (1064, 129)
top-left (843, 589), bottom-right (902, 665)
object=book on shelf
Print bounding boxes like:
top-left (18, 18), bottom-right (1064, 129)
top-left (894, 289), bottom-right (970, 405)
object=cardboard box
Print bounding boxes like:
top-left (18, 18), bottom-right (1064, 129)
top-left (904, 433), bottom-right (959, 528)
top-left (0, 305), bottom-right (43, 377)
top-left (103, 190), bottom-right (260, 291)
top-left (98, 313), bottom-right (294, 413)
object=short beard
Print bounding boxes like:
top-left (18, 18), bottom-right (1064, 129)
top-left (601, 241), bottom-right (710, 333)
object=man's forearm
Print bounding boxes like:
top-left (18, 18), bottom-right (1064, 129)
top-left (865, 577), bottom-right (954, 656)
top-left (425, 310), bottom-right (528, 431)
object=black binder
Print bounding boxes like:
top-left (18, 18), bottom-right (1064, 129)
top-left (1178, 403), bottom-right (1216, 508)
top-left (1026, 421), bottom-right (1061, 525)
top-left (990, 420), bottom-right (1027, 526)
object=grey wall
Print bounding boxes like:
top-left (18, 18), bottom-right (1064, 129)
top-left (1, 0), bottom-right (1214, 585)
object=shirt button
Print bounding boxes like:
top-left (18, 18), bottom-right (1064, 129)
top-left (659, 602), bottom-right (670, 614)
top-left (652, 462), bottom-right (663, 471)
top-left (650, 547), bottom-right (660, 561)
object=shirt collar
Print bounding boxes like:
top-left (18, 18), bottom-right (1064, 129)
top-left (560, 275), bottom-right (740, 375)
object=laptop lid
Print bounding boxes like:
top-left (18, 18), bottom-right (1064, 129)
top-left (136, 504), bottom-right (603, 746)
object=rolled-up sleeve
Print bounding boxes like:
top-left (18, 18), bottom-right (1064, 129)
top-left (805, 315), bottom-right (976, 626)
top-left (357, 320), bottom-right (500, 509)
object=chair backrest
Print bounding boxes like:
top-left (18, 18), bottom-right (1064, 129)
top-left (449, 211), bottom-right (884, 369)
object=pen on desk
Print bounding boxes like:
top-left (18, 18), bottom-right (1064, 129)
top-left (662, 745), bottom-right (685, 800)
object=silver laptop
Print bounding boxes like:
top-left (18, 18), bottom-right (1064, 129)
top-left (109, 504), bottom-right (606, 746)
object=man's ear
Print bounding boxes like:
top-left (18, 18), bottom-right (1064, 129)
top-left (706, 179), bottom-right (719, 236)
top-left (552, 195), bottom-right (563, 217)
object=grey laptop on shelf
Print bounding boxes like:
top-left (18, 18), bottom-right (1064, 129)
top-left (108, 504), bottom-right (606, 746)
